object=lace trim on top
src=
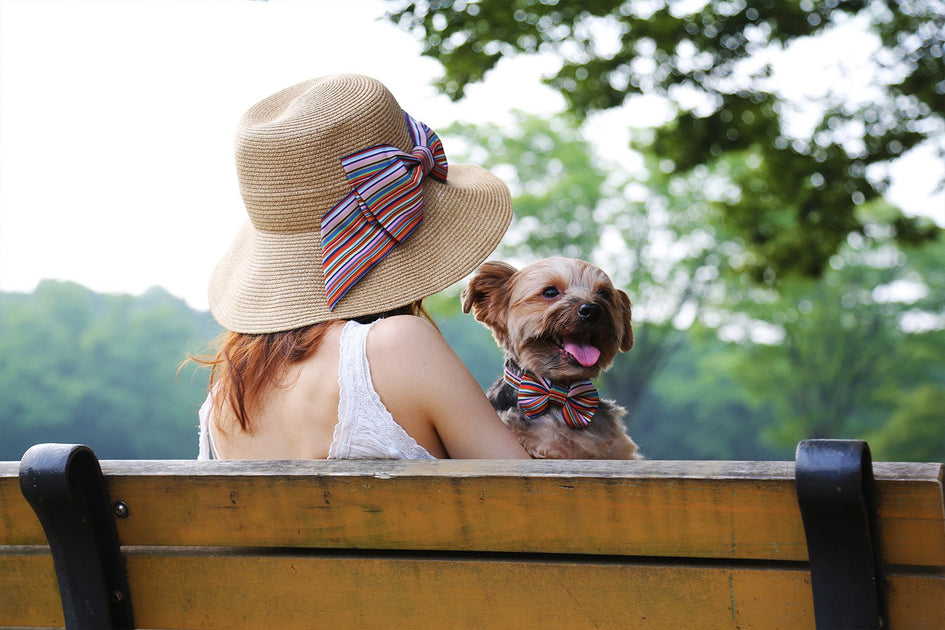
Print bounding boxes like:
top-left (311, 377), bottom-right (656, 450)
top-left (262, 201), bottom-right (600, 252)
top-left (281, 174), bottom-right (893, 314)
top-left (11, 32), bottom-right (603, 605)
top-left (196, 320), bottom-right (434, 460)
top-left (328, 320), bottom-right (435, 460)
top-left (197, 390), bottom-right (215, 461)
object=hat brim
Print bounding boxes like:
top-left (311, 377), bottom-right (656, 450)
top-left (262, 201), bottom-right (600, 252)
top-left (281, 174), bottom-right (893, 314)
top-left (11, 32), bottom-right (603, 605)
top-left (209, 163), bottom-right (512, 333)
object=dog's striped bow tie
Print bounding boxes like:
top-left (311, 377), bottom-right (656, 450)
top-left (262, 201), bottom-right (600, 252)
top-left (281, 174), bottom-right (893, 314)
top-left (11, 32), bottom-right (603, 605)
top-left (504, 365), bottom-right (599, 429)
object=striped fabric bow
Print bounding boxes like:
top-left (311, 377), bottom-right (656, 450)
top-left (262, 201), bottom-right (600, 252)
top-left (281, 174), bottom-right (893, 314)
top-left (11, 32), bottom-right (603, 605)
top-left (320, 112), bottom-right (449, 309)
top-left (504, 365), bottom-right (600, 429)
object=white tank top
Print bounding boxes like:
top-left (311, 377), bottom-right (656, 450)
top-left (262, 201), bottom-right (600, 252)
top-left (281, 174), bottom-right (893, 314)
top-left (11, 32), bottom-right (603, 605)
top-left (198, 320), bottom-right (434, 460)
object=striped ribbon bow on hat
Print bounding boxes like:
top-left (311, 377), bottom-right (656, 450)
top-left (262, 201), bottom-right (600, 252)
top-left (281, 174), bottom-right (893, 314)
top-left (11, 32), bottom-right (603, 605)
top-left (321, 112), bottom-right (448, 309)
top-left (504, 365), bottom-right (600, 429)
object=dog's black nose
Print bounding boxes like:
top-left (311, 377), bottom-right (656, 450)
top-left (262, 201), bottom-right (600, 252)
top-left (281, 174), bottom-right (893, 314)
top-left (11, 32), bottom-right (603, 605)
top-left (577, 303), bottom-right (600, 319)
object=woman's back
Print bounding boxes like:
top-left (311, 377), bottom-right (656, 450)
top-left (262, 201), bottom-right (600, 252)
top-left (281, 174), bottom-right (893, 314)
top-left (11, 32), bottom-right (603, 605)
top-left (206, 316), bottom-right (524, 460)
top-left (209, 321), bottom-right (344, 459)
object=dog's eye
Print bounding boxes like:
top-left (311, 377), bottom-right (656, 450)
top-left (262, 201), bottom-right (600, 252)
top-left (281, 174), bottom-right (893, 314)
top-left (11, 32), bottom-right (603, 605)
top-left (597, 288), bottom-right (610, 299)
top-left (542, 286), bottom-right (560, 299)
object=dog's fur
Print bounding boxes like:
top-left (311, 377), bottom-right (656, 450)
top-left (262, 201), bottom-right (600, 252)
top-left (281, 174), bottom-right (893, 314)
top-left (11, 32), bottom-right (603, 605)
top-left (462, 258), bottom-right (640, 459)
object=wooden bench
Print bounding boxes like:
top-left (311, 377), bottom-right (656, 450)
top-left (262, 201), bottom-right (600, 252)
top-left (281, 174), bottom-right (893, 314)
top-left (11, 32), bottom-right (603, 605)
top-left (1, 440), bottom-right (942, 629)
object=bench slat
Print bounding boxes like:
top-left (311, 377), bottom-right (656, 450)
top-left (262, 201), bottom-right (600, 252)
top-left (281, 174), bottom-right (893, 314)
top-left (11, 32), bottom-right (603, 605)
top-left (93, 460), bottom-right (943, 566)
top-left (0, 550), bottom-right (61, 628)
top-left (0, 465), bottom-right (45, 545)
top-left (126, 553), bottom-right (816, 629)
top-left (120, 553), bottom-right (940, 630)
top-left (108, 472), bottom-right (807, 561)
top-left (3, 459), bottom-right (942, 565)
top-left (3, 549), bottom-right (940, 630)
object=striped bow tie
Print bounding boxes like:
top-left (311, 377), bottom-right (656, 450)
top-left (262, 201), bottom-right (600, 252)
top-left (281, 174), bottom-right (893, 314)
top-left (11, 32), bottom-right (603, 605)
top-left (504, 365), bottom-right (599, 429)
top-left (320, 111), bottom-right (448, 310)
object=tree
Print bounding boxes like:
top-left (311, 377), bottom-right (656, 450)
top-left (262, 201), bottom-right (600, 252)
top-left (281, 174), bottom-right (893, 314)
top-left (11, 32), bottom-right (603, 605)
top-left (868, 382), bottom-right (945, 462)
top-left (0, 281), bottom-right (220, 459)
top-left (439, 110), bottom-right (752, 443)
top-left (629, 323), bottom-right (782, 460)
top-left (436, 108), bottom-right (942, 460)
top-left (728, 205), bottom-right (945, 460)
top-left (425, 290), bottom-right (505, 389)
top-left (387, 0), bottom-right (942, 283)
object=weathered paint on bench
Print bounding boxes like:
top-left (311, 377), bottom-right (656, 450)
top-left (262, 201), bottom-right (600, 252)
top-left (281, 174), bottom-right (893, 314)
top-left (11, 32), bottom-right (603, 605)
top-left (2, 457), bottom-right (943, 629)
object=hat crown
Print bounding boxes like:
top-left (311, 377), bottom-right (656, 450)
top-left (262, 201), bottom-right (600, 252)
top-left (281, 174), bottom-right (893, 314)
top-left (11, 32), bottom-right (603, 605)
top-left (235, 74), bottom-right (412, 234)
top-left (210, 74), bottom-right (513, 333)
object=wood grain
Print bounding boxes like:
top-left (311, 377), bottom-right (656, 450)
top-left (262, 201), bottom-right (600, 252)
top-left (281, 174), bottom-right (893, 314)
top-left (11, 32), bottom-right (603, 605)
top-left (90, 459), bottom-right (944, 566)
top-left (0, 549), bottom-right (61, 628)
top-left (2, 458), bottom-right (942, 629)
top-left (122, 552), bottom-right (943, 630)
top-left (124, 552), bottom-right (815, 630)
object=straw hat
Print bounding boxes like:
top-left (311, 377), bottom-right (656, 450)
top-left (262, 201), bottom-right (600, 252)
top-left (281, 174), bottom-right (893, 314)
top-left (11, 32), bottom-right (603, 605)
top-left (208, 74), bottom-right (512, 333)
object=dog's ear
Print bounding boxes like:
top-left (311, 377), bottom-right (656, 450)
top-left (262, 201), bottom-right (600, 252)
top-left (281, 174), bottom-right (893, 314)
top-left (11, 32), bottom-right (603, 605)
top-left (461, 261), bottom-right (517, 341)
top-left (615, 289), bottom-right (634, 352)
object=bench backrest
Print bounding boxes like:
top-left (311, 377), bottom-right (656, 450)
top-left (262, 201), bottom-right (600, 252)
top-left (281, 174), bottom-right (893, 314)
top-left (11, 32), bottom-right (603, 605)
top-left (2, 443), bottom-right (943, 629)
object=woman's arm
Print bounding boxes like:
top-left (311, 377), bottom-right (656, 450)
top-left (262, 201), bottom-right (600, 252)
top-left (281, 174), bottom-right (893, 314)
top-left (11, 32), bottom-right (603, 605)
top-left (368, 316), bottom-right (531, 459)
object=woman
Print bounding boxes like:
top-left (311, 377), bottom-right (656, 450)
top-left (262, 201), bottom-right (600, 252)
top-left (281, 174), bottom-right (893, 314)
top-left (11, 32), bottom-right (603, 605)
top-left (194, 74), bottom-right (529, 460)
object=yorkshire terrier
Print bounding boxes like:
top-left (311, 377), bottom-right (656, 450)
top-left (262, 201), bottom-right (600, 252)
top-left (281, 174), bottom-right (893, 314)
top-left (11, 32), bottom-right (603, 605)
top-left (462, 258), bottom-right (640, 459)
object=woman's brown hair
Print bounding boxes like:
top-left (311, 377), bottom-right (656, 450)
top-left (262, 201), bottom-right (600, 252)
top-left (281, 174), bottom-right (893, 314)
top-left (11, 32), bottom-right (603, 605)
top-left (188, 301), bottom-right (436, 434)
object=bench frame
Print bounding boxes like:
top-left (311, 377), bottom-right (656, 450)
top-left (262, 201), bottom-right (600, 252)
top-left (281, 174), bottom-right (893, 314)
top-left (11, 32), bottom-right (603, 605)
top-left (17, 439), bottom-right (890, 630)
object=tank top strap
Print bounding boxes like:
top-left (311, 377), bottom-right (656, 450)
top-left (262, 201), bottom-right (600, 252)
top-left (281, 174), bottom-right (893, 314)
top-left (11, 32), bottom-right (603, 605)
top-left (328, 320), bottom-right (373, 458)
top-left (329, 320), bottom-right (435, 460)
top-left (197, 390), bottom-right (215, 460)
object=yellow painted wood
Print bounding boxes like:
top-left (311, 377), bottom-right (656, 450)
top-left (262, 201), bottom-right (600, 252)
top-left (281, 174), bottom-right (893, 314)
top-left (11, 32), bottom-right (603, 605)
top-left (122, 553), bottom-right (945, 630)
top-left (875, 474), bottom-right (945, 567)
top-left (7, 459), bottom-right (940, 564)
top-left (1, 549), bottom-right (939, 629)
top-left (885, 572), bottom-right (945, 630)
top-left (107, 472), bottom-right (808, 560)
top-left (91, 459), bottom-right (943, 566)
top-left (0, 468), bottom-right (46, 545)
top-left (4, 460), bottom-right (943, 566)
top-left (126, 553), bottom-right (817, 630)
top-left (0, 550), bottom-right (62, 628)
top-left (2, 458), bottom-right (943, 629)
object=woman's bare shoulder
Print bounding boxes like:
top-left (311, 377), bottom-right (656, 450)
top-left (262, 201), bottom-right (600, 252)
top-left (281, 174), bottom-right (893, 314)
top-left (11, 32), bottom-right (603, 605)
top-left (367, 315), bottom-right (469, 392)
top-left (368, 315), bottom-right (448, 353)
top-left (367, 315), bottom-right (530, 459)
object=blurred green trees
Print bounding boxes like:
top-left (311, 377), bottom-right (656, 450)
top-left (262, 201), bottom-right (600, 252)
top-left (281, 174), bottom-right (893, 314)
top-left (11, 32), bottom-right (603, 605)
top-left (0, 281), bottom-right (218, 459)
top-left (384, 0), bottom-right (943, 461)
top-left (438, 109), bottom-right (943, 462)
top-left (1, 234), bottom-right (940, 461)
top-left (386, 0), bottom-right (943, 282)
top-left (731, 231), bottom-right (945, 457)
top-left (1, 109), bottom-right (940, 461)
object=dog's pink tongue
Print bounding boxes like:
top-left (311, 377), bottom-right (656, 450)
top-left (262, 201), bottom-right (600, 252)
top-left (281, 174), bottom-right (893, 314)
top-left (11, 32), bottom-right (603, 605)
top-left (564, 341), bottom-right (600, 367)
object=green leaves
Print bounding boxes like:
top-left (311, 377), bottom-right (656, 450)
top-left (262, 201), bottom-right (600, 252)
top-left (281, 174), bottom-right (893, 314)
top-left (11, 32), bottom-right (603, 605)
top-left (443, 113), bottom-right (609, 260)
top-left (386, 0), bottom-right (943, 281)
top-left (441, 107), bottom-right (942, 461)
top-left (0, 282), bottom-right (220, 460)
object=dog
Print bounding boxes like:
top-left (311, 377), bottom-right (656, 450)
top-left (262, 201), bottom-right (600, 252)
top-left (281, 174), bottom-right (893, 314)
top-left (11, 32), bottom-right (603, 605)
top-left (462, 258), bottom-right (640, 459)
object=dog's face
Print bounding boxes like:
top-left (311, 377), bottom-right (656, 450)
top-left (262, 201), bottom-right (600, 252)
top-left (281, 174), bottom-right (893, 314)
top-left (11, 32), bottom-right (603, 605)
top-left (462, 258), bottom-right (633, 383)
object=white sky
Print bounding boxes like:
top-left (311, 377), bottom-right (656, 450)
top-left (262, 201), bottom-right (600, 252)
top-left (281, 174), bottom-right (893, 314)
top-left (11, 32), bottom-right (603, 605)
top-left (1, 0), bottom-right (941, 311)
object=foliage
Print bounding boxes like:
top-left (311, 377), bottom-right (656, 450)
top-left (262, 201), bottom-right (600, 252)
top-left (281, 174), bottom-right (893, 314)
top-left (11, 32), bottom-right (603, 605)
top-left (387, 0), bottom-right (943, 282)
top-left (0, 270), bottom-right (939, 461)
top-left (439, 109), bottom-right (942, 461)
top-left (727, 211), bottom-right (945, 460)
top-left (441, 110), bottom-right (748, 412)
top-left (0, 281), bottom-right (219, 460)
top-left (442, 114), bottom-right (609, 259)
top-left (624, 324), bottom-right (783, 460)
top-left (868, 382), bottom-right (945, 461)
